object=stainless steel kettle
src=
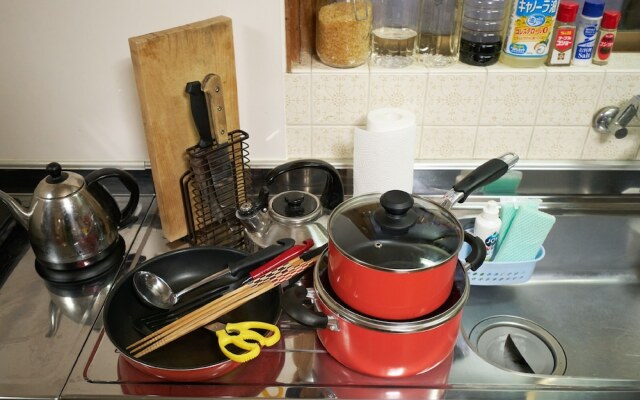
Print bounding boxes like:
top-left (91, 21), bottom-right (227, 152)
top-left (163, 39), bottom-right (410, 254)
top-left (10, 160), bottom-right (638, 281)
top-left (0, 162), bottom-right (139, 270)
top-left (237, 159), bottom-right (344, 250)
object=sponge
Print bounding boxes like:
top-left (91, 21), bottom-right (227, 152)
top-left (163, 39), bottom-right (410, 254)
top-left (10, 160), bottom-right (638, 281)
top-left (482, 170), bottom-right (523, 195)
top-left (498, 201), bottom-right (517, 249)
top-left (493, 206), bottom-right (555, 262)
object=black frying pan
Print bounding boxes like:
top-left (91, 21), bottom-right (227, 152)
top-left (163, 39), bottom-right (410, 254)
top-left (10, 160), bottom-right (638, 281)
top-left (103, 246), bottom-right (281, 381)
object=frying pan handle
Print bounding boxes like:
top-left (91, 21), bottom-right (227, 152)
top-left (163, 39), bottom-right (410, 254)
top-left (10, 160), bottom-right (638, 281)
top-left (449, 153), bottom-right (519, 206)
top-left (462, 231), bottom-right (487, 272)
top-left (281, 285), bottom-right (329, 329)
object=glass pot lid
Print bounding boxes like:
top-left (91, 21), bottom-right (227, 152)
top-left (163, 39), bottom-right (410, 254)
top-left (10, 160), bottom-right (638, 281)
top-left (327, 190), bottom-right (464, 271)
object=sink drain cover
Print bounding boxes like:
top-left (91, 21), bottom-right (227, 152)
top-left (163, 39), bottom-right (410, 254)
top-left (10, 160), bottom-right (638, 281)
top-left (469, 316), bottom-right (567, 375)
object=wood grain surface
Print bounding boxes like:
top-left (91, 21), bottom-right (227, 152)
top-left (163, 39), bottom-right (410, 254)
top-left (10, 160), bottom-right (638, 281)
top-left (129, 16), bottom-right (240, 242)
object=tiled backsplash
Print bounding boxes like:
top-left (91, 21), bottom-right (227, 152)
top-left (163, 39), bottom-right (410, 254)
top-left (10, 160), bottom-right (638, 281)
top-left (285, 52), bottom-right (640, 162)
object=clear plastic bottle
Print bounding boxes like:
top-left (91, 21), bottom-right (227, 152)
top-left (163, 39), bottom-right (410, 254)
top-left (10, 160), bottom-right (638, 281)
top-left (474, 200), bottom-right (502, 260)
top-left (572, 0), bottom-right (605, 66)
top-left (500, 0), bottom-right (560, 67)
top-left (459, 0), bottom-right (508, 66)
top-left (371, 0), bottom-right (421, 68)
top-left (417, 0), bottom-right (464, 67)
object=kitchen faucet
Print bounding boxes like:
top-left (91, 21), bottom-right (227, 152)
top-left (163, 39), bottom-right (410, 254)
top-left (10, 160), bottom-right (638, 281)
top-left (593, 94), bottom-right (640, 139)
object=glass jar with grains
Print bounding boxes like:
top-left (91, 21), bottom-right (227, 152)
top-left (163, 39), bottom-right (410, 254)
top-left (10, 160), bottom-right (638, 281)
top-left (316, 0), bottom-right (373, 68)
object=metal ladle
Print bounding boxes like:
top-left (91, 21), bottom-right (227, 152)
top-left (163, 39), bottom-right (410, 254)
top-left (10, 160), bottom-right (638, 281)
top-left (133, 239), bottom-right (295, 309)
top-left (133, 271), bottom-right (210, 310)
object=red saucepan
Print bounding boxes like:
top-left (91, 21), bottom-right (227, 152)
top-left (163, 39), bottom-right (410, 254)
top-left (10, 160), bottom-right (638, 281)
top-left (327, 153), bottom-right (518, 320)
top-left (103, 246), bottom-right (283, 381)
top-left (282, 250), bottom-right (470, 378)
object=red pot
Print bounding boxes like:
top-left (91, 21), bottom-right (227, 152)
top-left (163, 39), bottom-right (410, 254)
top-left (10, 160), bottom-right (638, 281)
top-left (327, 153), bottom-right (518, 320)
top-left (282, 250), bottom-right (469, 378)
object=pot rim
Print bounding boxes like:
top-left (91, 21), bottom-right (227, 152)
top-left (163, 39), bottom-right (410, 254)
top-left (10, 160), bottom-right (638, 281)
top-left (313, 250), bottom-right (469, 333)
top-left (327, 193), bottom-right (465, 273)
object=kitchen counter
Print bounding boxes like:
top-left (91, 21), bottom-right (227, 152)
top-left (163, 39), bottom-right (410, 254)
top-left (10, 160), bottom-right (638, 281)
top-left (3, 167), bottom-right (640, 399)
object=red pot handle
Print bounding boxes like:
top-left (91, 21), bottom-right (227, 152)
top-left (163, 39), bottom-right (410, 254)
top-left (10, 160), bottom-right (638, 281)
top-left (281, 285), bottom-right (328, 329)
top-left (463, 231), bottom-right (487, 271)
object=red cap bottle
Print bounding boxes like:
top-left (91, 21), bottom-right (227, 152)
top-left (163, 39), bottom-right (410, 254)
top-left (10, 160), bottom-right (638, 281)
top-left (600, 10), bottom-right (621, 30)
top-left (593, 10), bottom-right (621, 65)
top-left (556, 1), bottom-right (579, 23)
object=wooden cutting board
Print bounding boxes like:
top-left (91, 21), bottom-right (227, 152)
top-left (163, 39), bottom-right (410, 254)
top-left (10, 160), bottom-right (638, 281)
top-left (129, 16), bottom-right (240, 242)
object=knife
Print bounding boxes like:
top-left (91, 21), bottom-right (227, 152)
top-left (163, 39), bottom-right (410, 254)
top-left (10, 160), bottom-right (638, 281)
top-left (185, 80), bottom-right (214, 148)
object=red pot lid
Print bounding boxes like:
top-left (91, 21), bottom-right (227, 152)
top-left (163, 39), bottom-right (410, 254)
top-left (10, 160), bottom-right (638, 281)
top-left (327, 190), bottom-right (463, 270)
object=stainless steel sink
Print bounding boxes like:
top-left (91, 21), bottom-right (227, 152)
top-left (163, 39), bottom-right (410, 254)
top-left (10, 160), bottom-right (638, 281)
top-left (452, 197), bottom-right (640, 387)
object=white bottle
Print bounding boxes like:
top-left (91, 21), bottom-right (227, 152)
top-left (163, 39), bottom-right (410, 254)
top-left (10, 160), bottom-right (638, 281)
top-left (474, 200), bottom-right (502, 261)
top-left (572, 0), bottom-right (605, 66)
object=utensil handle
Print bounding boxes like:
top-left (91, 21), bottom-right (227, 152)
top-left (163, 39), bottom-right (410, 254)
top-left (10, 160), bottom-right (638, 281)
top-left (227, 238), bottom-right (296, 278)
top-left (249, 239), bottom-right (314, 280)
top-left (452, 153), bottom-right (519, 204)
top-left (173, 240), bottom-right (296, 299)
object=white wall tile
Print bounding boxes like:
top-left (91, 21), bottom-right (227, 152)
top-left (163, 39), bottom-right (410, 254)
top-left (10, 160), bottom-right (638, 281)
top-left (528, 126), bottom-right (589, 159)
top-left (284, 74), bottom-right (311, 125)
top-left (286, 126), bottom-right (312, 159)
top-left (419, 126), bottom-right (477, 159)
top-left (285, 53), bottom-right (640, 163)
top-left (311, 74), bottom-right (369, 125)
top-left (423, 72), bottom-right (487, 126)
top-left (479, 71), bottom-right (546, 126)
top-left (537, 71), bottom-right (605, 126)
top-left (596, 72), bottom-right (640, 111)
top-left (311, 126), bottom-right (355, 160)
top-left (369, 73), bottom-right (428, 125)
top-left (582, 127), bottom-right (640, 160)
top-left (474, 126), bottom-right (532, 159)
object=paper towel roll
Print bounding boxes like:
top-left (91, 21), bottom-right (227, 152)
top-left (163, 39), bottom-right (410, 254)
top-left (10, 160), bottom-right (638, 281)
top-left (353, 108), bottom-right (417, 196)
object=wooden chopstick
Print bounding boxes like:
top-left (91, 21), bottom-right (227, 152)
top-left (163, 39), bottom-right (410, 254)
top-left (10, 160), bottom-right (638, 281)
top-left (128, 255), bottom-right (318, 358)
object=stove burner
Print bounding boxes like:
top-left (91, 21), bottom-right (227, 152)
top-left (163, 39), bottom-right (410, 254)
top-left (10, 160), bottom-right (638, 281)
top-left (35, 236), bottom-right (126, 284)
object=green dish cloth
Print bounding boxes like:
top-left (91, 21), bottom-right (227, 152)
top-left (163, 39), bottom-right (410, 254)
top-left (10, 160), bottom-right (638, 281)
top-left (493, 206), bottom-right (555, 262)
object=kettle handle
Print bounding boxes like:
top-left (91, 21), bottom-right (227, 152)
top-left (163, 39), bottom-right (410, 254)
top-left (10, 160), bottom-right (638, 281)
top-left (257, 159), bottom-right (344, 211)
top-left (85, 168), bottom-right (140, 228)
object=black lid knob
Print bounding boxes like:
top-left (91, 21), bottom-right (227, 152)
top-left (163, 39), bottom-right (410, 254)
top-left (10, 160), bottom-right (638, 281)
top-left (374, 190), bottom-right (417, 234)
top-left (379, 190), bottom-right (414, 215)
top-left (45, 162), bottom-right (67, 184)
top-left (285, 194), bottom-right (305, 209)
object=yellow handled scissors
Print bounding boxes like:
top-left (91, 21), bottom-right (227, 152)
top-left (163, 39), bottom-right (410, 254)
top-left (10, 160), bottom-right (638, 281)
top-left (204, 321), bottom-right (281, 363)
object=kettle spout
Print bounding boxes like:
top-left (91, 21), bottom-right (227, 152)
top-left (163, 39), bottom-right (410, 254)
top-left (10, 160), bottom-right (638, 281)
top-left (0, 191), bottom-right (30, 229)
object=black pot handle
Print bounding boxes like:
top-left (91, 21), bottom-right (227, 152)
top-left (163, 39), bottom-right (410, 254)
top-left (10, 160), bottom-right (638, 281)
top-left (462, 231), bottom-right (487, 272)
top-left (281, 285), bottom-right (328, 329)
top-left (257, 159), bottom-right (344, 211)
top-left (86, 168), bottom-right (140, 228)
top-left (453, 153), bottom-right (519, 204)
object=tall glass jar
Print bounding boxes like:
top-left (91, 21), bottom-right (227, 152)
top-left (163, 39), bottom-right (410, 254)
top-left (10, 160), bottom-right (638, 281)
top-left (417, 0), bottom-right (464, 67)
top-left (316, 0), bottom-right (373, 68)
top-left (371, 0), bottom-right (421, 68)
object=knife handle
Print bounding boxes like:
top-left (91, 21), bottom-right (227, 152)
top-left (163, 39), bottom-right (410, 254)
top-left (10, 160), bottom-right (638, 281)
top-left (202, 73), bottom-right (228, 145)
top-left (185, 81), bottom-right (213, 148)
